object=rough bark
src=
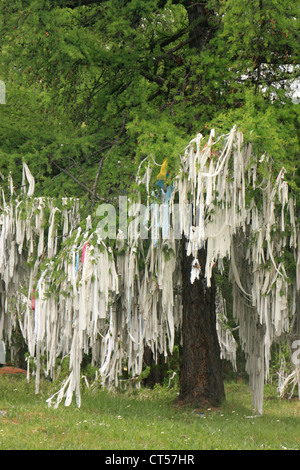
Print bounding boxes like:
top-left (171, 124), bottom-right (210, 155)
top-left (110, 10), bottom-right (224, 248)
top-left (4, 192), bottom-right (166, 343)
top-left (179, 241), bottom-right (225, 407)
top-left (171, 0), bottom-right (215, 51)
top-left (143, 345), bottom-right (165, 387)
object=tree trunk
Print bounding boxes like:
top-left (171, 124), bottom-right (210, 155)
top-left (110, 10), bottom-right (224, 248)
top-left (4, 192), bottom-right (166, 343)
top-left (179, 241), bottom-right (225, 407)
top-left (143, 345), bottom-right (165, 387)
top-left (172, 0), bottom-right (215, 51)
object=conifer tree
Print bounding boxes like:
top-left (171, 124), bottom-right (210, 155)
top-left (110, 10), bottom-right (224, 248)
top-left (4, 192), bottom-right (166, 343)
top-left (0, 0), bottom-right (298, 409)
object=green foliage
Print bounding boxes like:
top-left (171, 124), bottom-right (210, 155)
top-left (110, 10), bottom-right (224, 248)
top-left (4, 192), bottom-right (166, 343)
top-left (0, 0), bottom-right (298, 210)
top-left (208, 0), bottom-right (299, 94)
top-left (210, 90), bottom-right (299, 172)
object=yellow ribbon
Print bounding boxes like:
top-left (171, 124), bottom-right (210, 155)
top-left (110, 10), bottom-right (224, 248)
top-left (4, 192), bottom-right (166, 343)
top-left (157, 158), bottom-right (168, 180)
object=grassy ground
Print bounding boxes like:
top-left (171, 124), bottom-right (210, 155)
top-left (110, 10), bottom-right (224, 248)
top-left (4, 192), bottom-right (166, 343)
top-left (0, 375), bottom-right (299, 450)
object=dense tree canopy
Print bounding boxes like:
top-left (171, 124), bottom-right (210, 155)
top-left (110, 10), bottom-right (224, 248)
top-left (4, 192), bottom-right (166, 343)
top-left (1, 0), bottom-right (299, 204)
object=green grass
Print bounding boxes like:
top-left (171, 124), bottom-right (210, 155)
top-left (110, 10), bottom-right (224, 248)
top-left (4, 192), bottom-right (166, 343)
top-left (0, 375), bottom-right (299, 450)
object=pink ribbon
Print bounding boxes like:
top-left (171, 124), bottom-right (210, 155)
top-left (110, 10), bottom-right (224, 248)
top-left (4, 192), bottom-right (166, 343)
top-left (31, 289), bottom-right (35, 311)
top-left (81, 242), bottom-right (90, 263)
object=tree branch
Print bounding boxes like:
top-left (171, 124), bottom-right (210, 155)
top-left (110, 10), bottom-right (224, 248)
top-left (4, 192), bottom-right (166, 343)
top-left (64, 0), bottom-right (107, 8)
top-left (91, 114), bottom-right (128, 210)
top-left (51, 160), bottom-right (111, 203)
top-left (163, 36), bottom-right (196, 56)
top-left (140, 71), bottom-right (166, 86)
top-left (159, 28), bottom-right (189, 49)
top-left (140, 70), bottom-right (178, 89)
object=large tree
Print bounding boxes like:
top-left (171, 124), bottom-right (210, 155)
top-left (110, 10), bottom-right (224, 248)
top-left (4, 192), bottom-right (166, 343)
top-left (0, 125), bottom-right (297, 415)
top-left (0, 0), bottom-right (299, 410)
